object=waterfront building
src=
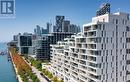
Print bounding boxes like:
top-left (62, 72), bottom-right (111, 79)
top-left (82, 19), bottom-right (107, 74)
top-left (50, 4), bottom-right (130, 82)
top-left (35, 32), bottom-right (73, 61)
top-left (34, 16), bottom-right (80, 61)
top-left (17, 33), bottom-right (33, 55)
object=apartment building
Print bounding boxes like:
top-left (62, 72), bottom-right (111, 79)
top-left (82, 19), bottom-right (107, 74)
top-left (50, 11), bottom-right (130, 82)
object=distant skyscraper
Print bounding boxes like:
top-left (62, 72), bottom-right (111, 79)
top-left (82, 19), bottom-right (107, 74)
top-left (46, 22), bottom-right (52, 33)
top-left (62, 20), bottom-right (70, 32)
top-left (34, 24), bottom-right (50, 35)
top-left (54, 15), bottom-right (65, 32)
top-left (96, 3), bottom-right (110, 16)
top-left (53, 15), bottom-right (80, 33)
top-left (34, 25), bottom-right (42, 35)
top-left (34, 15), bottom-right (81, 61)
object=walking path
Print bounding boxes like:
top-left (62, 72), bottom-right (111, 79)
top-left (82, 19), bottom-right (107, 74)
top-left (9, 51), bottom-right (22, 82)
top-left (31, 66), bottom-right (48, 82)
top-left (23, 58), bottom-right (48, 82)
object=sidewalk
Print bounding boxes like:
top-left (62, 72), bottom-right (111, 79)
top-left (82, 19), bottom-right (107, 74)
top-left (23, 58), bottom-right (48, 82)
top-left (31, 66), bottom-right (48, 82)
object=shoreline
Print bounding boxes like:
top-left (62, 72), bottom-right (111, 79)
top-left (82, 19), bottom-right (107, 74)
top-left (9, 51), bottom-right (22, 82)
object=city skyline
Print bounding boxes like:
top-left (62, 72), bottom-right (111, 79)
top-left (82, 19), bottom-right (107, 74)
top-left (0, 0), bottom-right (130, 42)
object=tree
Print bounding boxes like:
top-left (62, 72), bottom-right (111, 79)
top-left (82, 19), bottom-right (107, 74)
top-left (59, 80), bottom-right (64, 82)
top-left (45, 70), bottom-right (49, 76)
top-left (34, 78), bottom-right (40, 82)
top-left (52, 76), bottom-right (58, 82)
top-left (42, 69), bottom-right (46, 74)
top-left (48, 73), bottom-right (53, 79)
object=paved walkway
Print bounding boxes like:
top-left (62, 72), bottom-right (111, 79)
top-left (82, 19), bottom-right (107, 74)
top-left (22, 58), bottom-right (48, 82)
top-left (31, 66), bottom-right (48, 82)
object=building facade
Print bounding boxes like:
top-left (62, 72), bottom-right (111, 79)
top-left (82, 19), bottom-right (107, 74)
top-left (34, 15), bottom-right (80, 61)
top-left (17, 33), bottom-right (33, 55)
top-left (51, 12), bottom-right (130, 82)
top-left (35, 32), bottom-right (73, 61)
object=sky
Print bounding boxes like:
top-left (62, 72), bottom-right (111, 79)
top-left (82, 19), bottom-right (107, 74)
top-left (0, 0), bottom-right (130, 42)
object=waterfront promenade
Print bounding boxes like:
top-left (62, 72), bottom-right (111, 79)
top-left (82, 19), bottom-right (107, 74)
top-left (9, 51), bottom-right (22, 82)
top-left (23, 57), bottom-right (48, 82)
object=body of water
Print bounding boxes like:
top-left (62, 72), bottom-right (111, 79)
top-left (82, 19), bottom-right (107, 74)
top-left (0, 43), bottom-right (18, 82)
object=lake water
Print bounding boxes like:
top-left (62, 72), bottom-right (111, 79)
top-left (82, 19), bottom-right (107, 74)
top-left (0, 43), bottom-right (18, 82)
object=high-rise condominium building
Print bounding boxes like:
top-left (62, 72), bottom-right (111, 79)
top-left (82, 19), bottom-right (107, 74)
top-left (17, 33), bottom-right (33, 55)
top-left (50, 11), bottom-right (130, 82)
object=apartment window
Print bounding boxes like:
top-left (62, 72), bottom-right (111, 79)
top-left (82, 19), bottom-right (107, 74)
top-left (106, 74), bottom-right (108, 79)
top-left (105, 44), bottom-right (106, 49)
top-left (127, 60), bottom-right (130, 64)
top-left (113, 31), bottom-right (114, 37)
top-left (102, 56), bottom-right (103, 62)
top-left (120, 60), bottom-right (122, 65)
top-left (125, 32), bottom-right (127, 37)
top-left (126, 26), bottom-right (130, 31)
top-left (103, 63), bottom-right (105, 68)
top-left (122, 19), bottom-right (125, 25)
top-left (104, 31), bottom-right (106, 37)
top-left (103, 24), bottom-right (105, 30)
top-left (106, 50), bottom-right (108, 56)
top-left (123, 55), bottom-right (124, 60)
top-left (111, 50), bottom-right (112, 55)
top-left (103, 18), bottom-right (105, 22)
top-left (116, 25), bottom-right (118, 31)
top-left (125, 43), bottom-right (127, 48)
top-left (120, 71), bottom-right (122, 76)
top-left (112, 78), bottom-right (114, 82)
top-left (123, 32), bottom-right (124, 37)
top-left (120, 37), bottom-right (122, 43)
top-left (126, 49), bottom-right (130, 54)
top-left (106, 37), bottom-right (108, 43)
top-left (123, 66), bottom-right (124, 71)
top-left (113, 43), bottom-right (114, 49)
top-left (102, 44), bottom-right (103, 49)
top-left (123, 43), bottom-right (124, 48)
top-left (116, 19), bottom-right (118, 24)
top-left (112, 19), bottom-right (115, 24)
top-left (103, 50), bottom-right (105, 56)
top-left (125, 20), bottom-right (127, 25)
top-left (111, 62), bottom-right (112, 67)
top-left (103, 74), bottom-right (105, 80)
top-left (111, 37), bottom-right (112, 43)
top-left (120, 49), bottom-right (122, 54)
top-left (126, 38), bottom-right (130, 43)
top-left (112, 56), bottom-right (114, 61)
top-left (102, 31), bottom-right (103, 37)
top-left (103, 37), bottom-right (105, 43)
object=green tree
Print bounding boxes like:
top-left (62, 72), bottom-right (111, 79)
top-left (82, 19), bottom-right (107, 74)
top-left (34, 78), bottom-right (40, 82)
top-left (36, 61), bottom-right (42, 69)
top-left (42, 69), bottom-right (46, 74)
top-left (48, 73), bottom-right (53, 79)
top-left (45, 70), bottom-right (49, 76)
top-left (59, 80), bottom-right (64, 82)
top-left (52, 76), bottom-right (58, 82)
